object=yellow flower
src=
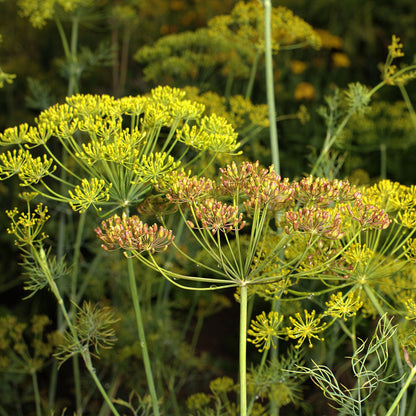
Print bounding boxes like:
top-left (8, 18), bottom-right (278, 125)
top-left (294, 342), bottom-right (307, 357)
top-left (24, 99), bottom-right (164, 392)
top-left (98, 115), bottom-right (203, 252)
top-left (404, 298), bottom-right (416, 320)
top-left (286, 309), bottom-right (326, 348)
top-left (248, 311), bottom-right (283, 352)
top-left (397, 209), bottom-right (416, 228)
top-left (388, 34), bottom-right (405, 59)
top-left (325, 292), bottom-right (363, 321)
top-left (404, 239), bottom-right (416, 262)
top-left (68, 178), bottom-right (111, 213)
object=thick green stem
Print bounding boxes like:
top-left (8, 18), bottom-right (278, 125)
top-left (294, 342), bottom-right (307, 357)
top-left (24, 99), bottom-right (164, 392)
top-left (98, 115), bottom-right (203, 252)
top-left (240, 284), bottom-right (248, 416)
top-left (126, 257), bottom-right (160, 416)
top-left (263, 0), bottom-right (280, 174)
top-left (385, 365), bottom-right (416, 416)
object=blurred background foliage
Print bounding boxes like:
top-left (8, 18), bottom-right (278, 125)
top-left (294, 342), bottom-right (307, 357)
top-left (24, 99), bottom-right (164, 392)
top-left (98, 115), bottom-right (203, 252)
top-left (1, 0), bottom-right (415, 182)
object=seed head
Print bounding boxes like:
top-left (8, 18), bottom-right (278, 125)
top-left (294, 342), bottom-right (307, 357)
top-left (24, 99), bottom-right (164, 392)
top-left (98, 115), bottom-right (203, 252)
top-left (95, 213), bottom-right (175, 254)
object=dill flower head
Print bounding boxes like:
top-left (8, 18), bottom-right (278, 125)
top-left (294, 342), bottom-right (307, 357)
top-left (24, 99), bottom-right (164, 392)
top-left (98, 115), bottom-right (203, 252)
top-left (404, 298), bottom-right (416, 320)
top-left (95, 213), bottom-right (175, 254)
top-left (325, 292), bottom-right (363, 321)
top-left (164, 171), bottom-right (215, 205)
top-left (219, 160), bottom-right (265, 195)
top-left (286, 309), bottom-right (327, 349)
top-left (1, 85), bottom-right (236, 213)
top-left (244, 167), bottom-right (294, 212)
top-left (362, 179), bottom-right (403, 212)
top-left (17, 0), bottom-right (88, 28)
top-left (68, 178), bottom-right (112, 213)
top-left (345, 199), bottom-right (391, 230)
top-left (136, 1), bottom-right (320, 83)
top-left (248, 311), bottom-right (284, 352)
top-left (293, 176), bottom-right (360, 207)
top-left (404, 239), bottom-right (416, 263)
top-left (176, 113), bottom-right (240, 154)
top-left (294, 82), bottom-right (315, 101)
top-left (209, 1), bottom-right (321, 53)
top-left (285, 207), bottom-right (344, 240)
top-left (188, 198), bottom-right (246, 235)
top-left (6, 203), bottom-right (50, 247)
top-left (209, 376), bottom-right (235, 395)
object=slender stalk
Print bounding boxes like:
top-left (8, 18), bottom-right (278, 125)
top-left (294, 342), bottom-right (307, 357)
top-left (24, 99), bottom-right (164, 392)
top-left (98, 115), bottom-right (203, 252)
top-left (246, 51), bottom-right (261, 100)
top-left (68, 16), bottom-right (80, 95)
top-left (380, 143), bottom-right (387, 179)
top-left (37, 247), bottom-right (120, 415)
top-left (31, 371), bottom-right (42, 416)
top-left (239, 284), bottom-right (248, 416)
top-left (68, 211), bottom-right (87, 415)
top-left (247, 347), bottom-right (270, 414)
top-left (126, 257), bottom-right (160, 416)
top-left (263, 0), bottom-right (280, 174)
top-left (364, 285), bottom-right (407, 416)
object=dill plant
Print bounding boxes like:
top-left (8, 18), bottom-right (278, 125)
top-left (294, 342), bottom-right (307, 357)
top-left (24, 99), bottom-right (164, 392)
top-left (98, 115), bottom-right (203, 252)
top-left (2, 1), bottom-right (416, 415)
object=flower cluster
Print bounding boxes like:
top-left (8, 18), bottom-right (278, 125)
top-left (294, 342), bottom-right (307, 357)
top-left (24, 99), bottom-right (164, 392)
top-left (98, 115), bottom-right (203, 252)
top-left (95, 213), bottom-right (175, 254)
top-left (247, 311), bottom-right (283, 352)
top-left (325, 292), bottom-right (363, 321)
top-left (293, 176), bottom-right (360, 207)
top-left (188, 199), bottom-right (246, 235)
top-left (345, 199), bottom-right (391, 230)
top-left (285, 207), bottom-right (344, 240)
top-left (6, 204), bottom-right (50, 247)
top-left (286, 309), bottom-right (327, 349)
top-left (244, 169), bottom-right (294, 212)
top-left (164, 171), bottom-right (215, 205)
top-left (219, 161), bottom-right (265, 195)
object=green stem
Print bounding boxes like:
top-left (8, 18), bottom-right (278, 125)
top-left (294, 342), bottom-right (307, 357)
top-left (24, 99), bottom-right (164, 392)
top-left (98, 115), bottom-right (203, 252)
top-left (246, 51), bottom-right (261, 100)
top-left (69, 211), bottom-right (87, 415)
top-left (224, 73), bottom-right (234, 102)
top-left (240, 284), bottom-right (248, 416)
top-left (380, 143), bottom-right (387, 179)
top-left (364, 285), bottom-right (406, 416)
top-left (37, 247), bottom-right (120, 416)
top-left (263, 0), bottom-right (280, 174)
top-left (71, 212), bottom-right (87, 302)
top-left (68, 16), bottom-right (79, 95)
top-left (385, 365), bottom-right (416, 416)
top-left (247, 348), bottom-right (269, 414)
top-left (84, 360), bottom-right (121, 416)
top-left (31, 371), bottom-right (42, 416)
top-left (126, 257), bottom-right (160, 416)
